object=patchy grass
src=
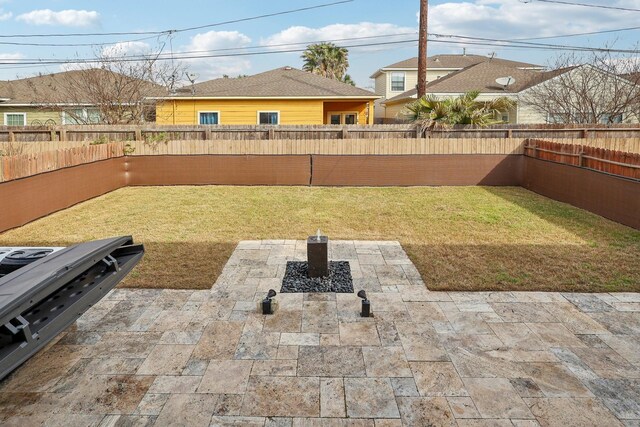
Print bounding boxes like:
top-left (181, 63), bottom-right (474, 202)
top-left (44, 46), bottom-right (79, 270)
top-left (0, 186), bottom-right (638, 292)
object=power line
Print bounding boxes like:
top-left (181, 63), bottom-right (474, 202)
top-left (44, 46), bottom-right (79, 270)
top-left (2, 36), bottom-right (639, 67)
top-left (522, 0), bottom-right (640, 12)
top-left (0, 32), bottom-right (419, 63)
top-left (0, 0), bottom-right (353, 39)
top-left (0, 40), bottom-right (416, 66)
top-left (2, 22), bottom-right (636, 48)
top-left (0, 29), bottom-right (164, 39)
top-left (109, 32), bottom-right (419, 59)
top-left (0, 34), bottom-right (165, 47)
top-left (10, 29), bottom-right (636, 64)
top-left (431, 32), bottom-right (639, 53)
top-left (2, 27), bottom-right (639, 68)
top-left (171, 0), bottom-right (354, 34)
top-left (515, 25), bottom-right (640, 41)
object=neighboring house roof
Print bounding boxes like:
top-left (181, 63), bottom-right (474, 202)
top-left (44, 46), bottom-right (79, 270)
top-left (0, 81), bottom-right (10, 102)
top-left (621, 72), bottom-right (640, 84)
top-left (159, 67), bottom-right (378, 99)
top-left (0, 69), bottom-right (165, 105)
top-left (370, 54), bottom-right (542, 78)
top-left (383, 62), bottom-right (569, 105)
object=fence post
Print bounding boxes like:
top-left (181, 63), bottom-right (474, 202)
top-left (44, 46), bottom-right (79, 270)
top-left (268, 128), bottom-right (275, 140)
top-left (50, 130), bottom-right (56, 141)
top-left (341, 127), bottom-right (349, 139)
top-left (8, 131), bottom-right (14, 143)
top-left (578, 151), bottom-right (584, 167)
top-left (205, 128), bottom-right (212, 140)
top-left (134, 129), bottom-right (142, 141)
top-left (415, 127), bottom-right (422, 139)
top-left (582, 129), bottom-right (589, 139)
top-left (60, 129), bottom-right (67, 142)
top-left (507, 129), bottom-right (513, 138)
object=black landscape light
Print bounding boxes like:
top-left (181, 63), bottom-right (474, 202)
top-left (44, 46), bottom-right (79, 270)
top-left (357, 290), bottom-right (371, 317)
top-left (262, 289), bottom-right (277, 315)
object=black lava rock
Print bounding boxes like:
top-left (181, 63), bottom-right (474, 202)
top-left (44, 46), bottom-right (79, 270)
top-left (280, 261), bottom-right (353, 293)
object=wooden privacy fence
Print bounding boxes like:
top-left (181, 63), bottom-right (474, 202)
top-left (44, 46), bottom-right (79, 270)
top-left (525, 139), bottom-right (640, 180)
top-left (126, 138), bottom-right (526, 156)
top-left (0, 125), bottom-right (418, 142)
top-left (0, 142), bottom-right (124, 182)
top-left (5, 123), bottom-right (640, 142)
top-left (3, 136), bottom-right (640, 182)
top-left (0, 138), bottom-right (524, 183)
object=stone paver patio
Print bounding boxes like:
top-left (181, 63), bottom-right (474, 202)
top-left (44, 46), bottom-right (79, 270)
top-left (1, 240), bottom-right (639, 426)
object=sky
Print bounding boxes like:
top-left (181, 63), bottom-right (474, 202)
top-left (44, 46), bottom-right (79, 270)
top-left (0, 0), bottom-right (639, 89)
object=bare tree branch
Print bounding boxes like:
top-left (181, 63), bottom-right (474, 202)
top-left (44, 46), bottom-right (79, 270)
top-left (521, 51), bottom-right (640, 124)
top-left (30, 46), bottom-right (186, 125)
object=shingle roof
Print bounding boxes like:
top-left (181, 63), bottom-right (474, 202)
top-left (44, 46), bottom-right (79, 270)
top-left (423, 62), bottom-right (542, 94)
top-left (383, 63), bottom-right (571, 104)
top-left (370, 54), bottom-right (542, 77)
top-left (0, 69), bottom-right (166, 104)
top-left (385, 88), bottom-right (418, 104)
top-left (167, 67), bottom-right (378, 99)
top-left (621, 71), bottom-right (640, 84)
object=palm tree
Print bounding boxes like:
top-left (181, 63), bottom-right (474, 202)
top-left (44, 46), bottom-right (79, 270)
top-left (342, 74), bottom-right (355, 86)
top-left (301, 43), bottom-right (349, 81)
top-left (404, 90), bottom-right (515, 132)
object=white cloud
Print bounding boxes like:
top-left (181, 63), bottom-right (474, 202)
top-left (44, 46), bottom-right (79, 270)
top-left (102, 41), bottom-right (152, 58)
top-left (0, 10), bottom-right (11, 21)
top-left (428, 0), bottom-right (640, 40)
top-left (187, 30), bottom-right (251, 52)
top-left (180, 30), bottom-right (253, 80)
top-left (0, 53), bottom-right (24, 63)
top-left (16, 9), bottom-right (100, 27)
top-left (262, 22), bottom-right (416, 52)
top-left (58, 62), bottom-right (85, 72)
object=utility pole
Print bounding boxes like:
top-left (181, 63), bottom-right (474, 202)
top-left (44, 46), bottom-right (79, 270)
top-left (417, 0), bottom-right (428, 98)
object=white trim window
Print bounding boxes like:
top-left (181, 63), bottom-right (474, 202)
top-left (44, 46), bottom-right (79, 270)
top-left (198, 111), bottom-right (220, 125)
top-left (62, 108), bottom-right (101, 125)
top-left (258, 111), bottom-right (279, 125)
top-left (390, 72), bottom-right (406, 92)
top-left (4, 112), bottom-right (26, 126)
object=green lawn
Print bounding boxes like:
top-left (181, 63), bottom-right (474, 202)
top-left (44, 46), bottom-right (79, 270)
top-left (1, 186), bottom-right (638, 292)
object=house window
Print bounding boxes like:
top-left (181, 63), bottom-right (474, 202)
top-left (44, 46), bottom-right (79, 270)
top-left (390, 72), bottom-right (405, 91)
top-left (326, 112), bottom-right (358, 125)
top-left (258, 111), bottom-right (279, 125)
top-left (344, 113), bottom-right (357, 124)
top-left (199, 111), bottom-right (219, 125)
top-left (547, 112), bottom-right (568, 124)
top-left (600, 114), bottom-right (623, 124)
top-left (4, 112), bottom-right (26, 126)
top-left (501, 112), bottom-right (510, 123)
top-left (62, 108), bottom-right (101, 125)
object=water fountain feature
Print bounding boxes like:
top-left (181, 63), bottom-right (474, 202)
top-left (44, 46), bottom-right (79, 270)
top-left (280, 230), bottom-right (353, 293)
